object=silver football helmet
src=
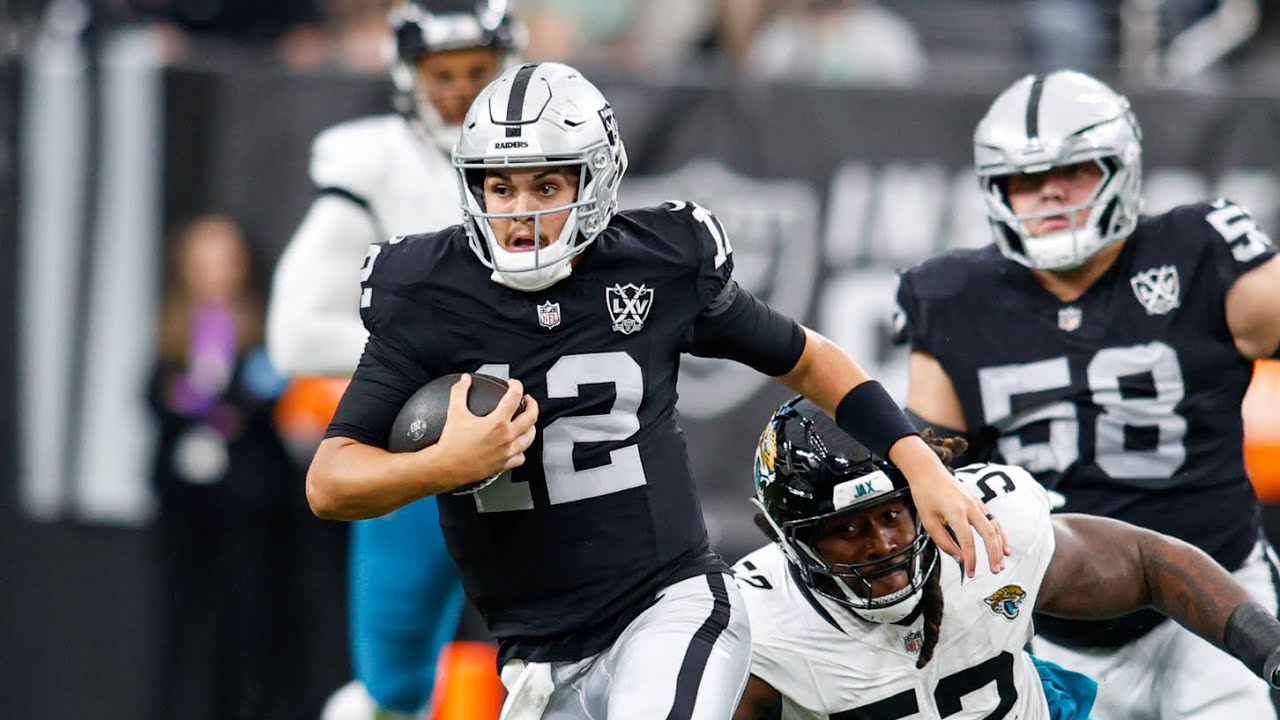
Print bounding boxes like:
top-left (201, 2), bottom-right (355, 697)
top-left (453, 62), bottom-right (629, 292)
top-left (390, 0), bottom-right (521, 151)
top-left (974, 70), bottom-right (1143, 270)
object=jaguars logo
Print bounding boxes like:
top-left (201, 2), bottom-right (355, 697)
top-left (984, 585), bottom-right (1027, 619)
top-left (754, 425), bottom-right (778, 489)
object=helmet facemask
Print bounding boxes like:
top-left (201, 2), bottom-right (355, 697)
top-left (754, 399), bottom-right (939, 624)
top-left (981, 153), bottom-right (1139, 271)
top-left (973, 71), bottom-right (1144, 271)
top-left (453, 63), bottom-right (629, 292)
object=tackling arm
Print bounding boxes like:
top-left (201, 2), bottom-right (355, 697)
top-left (1038, 514), bottom-right (1280, 686)
top-left (267, 194), bottom-right (379, 375)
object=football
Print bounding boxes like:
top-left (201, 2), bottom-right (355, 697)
top-left (387, 372), bottom-right (525, 454)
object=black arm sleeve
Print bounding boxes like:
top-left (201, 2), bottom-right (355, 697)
top-left (324, 334), bottom-right (429, 448)
top-left (688, 282), bottom-right (806, 377)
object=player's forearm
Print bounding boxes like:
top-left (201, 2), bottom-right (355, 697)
top-left (1145, 530), bottom-right (1280, 687)
top-left (777, 328), bottom-right (872, 411)
top-left (1137, 529), bottom-right (1257, 653)
top-left (306, 437), bottom-right (461, 520)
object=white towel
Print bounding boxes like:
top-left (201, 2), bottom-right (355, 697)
top-left (498, 659), bottom-right (554, 720)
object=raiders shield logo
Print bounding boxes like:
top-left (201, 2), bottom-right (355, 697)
top-left (1130, 265), bottom-right (1181, 315)
top-left (606, 283), bottom-right (653, 334)
top-left (598, 104), bottom-right (620, 150)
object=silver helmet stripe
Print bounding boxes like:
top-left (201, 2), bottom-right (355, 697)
top-left (504, 63), bottom-right (539, 137)
top-left (1025, 74), bottom-right (1045, 142)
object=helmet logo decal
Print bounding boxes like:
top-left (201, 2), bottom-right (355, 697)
top-left (606, 283), bottom-right (653, 335)
top-left (536, 300), bottom-right (561, 329)
top-left (984, 585), bottom-right (1027, 619)
top-left (598, 105), bottom-right (619, 149)
top-left (1130, 265), bottom-right (1181, 315)
top-left (758, 426), bottom-right (777, 476)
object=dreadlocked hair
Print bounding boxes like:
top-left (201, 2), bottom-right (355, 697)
top-left (921, 428), bottom-right (968, 470)
top-left (914, 560), bottom-right (945, 668)
top-left (912, 428), bottom-right (960, 669)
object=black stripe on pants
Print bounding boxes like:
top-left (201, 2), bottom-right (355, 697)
top-left (667, 573), bottom-right (731, 720)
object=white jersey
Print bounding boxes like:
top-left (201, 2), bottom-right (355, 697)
top-left (734, 463), bottom-right (1056, 719)
top-left (267, 114), bottom-right (460, 375)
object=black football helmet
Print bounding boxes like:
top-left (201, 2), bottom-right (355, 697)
top-left (753, 396), bottom-right (938, 623)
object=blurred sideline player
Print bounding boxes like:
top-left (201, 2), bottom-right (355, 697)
top-left (265, 2), bottom-right (521, 718)
top-left (895, 70), bottom-right (1280, 719)
top-left (308, 62), bottom-right (1008, 720)
top-left (734, 397), bottom-right (1280, 719)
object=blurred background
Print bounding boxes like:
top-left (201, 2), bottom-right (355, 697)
top-left (2, 0), bottom-right (1280, 717)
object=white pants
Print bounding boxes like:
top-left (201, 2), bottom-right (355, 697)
top-left (1033, 539), bottom-right (1280, 720)
top-left (501, 572), bottom-right (751, 720)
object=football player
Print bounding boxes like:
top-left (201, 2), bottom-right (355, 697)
top-left (734, 397), bottom-right (1280, 719)
top-left (307, 62), bottom-right (1008, 719)
top-left (894, 70), bottom-right (1280, 718)
top-left (264, 2), bottom-right (519, 717)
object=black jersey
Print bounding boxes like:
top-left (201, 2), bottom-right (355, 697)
top-left (327, 201), bottom-right (736, 662)
top-left (895, 200), bottom-right (1276, 647)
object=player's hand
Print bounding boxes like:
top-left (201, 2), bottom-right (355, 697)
top-left (435, 374), bottom-right (539, 489)
top-left (891, 435), bottom-right (1009, 577)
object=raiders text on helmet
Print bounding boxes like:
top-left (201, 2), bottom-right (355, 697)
top-left (974, 70), bottom-right (1143, 270)
top-left (453, 62), bottom-right (629, 292)
top-left (753, 397), bottom-right (938, 624)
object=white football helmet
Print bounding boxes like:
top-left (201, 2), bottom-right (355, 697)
top-left (389, 0), bottom-right (522, 151)
top-left (453, 62), bottom-right (629, 292)
top-left (974, 70), bottom-right (1143, 270)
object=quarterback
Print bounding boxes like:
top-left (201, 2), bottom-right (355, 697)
top-left (734, 397), bottom-right (1280, 719)
top-left (307, 62), bottom-right (1006, 719)
top-left (265, 1), bottom-right (519, 717)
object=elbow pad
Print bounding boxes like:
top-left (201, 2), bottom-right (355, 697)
top-left (689, 282), bottom-right (805, 377)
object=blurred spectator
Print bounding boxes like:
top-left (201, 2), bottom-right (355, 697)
top-left (146, 214), bottom-right (302, 720)
top-left (118, 0), bottom-right (323, 43)
top-left (1025, 0), bottom-right (1113, 75)
top-left (314, 0), bottom-right (396, 71)
top-left (744, 0), bottom-right (926, 85)
top-left (518, 0), bottom-right (632, 65)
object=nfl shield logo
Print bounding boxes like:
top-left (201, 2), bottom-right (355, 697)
top-left (1057, 306), bottom-right (1083, 332)
top-left (902, 629), bottom-right (923, 654)
top-left (1130, 265), bottom-right (1181, 315)
top-left (537, 301), bottom-right (561, 329)
top-left (606, 283), bottom-right (654, 335)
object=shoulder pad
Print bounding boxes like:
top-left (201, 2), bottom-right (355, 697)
top-left (310, 115), bottom-right (407, 201)
top-left (953, 462), bottom-right (1052, 556)
top-left (1197, 199), bottom-right (1276, 265)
